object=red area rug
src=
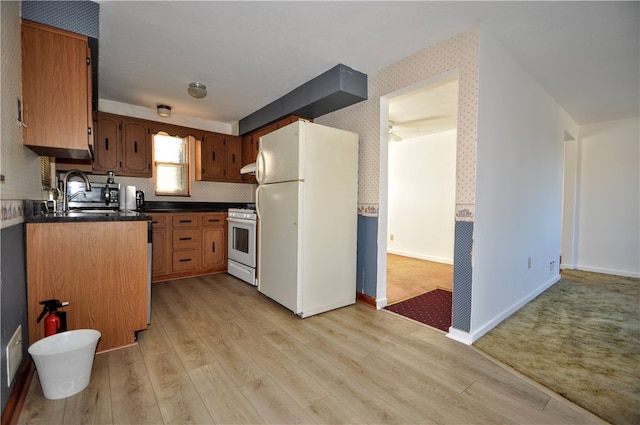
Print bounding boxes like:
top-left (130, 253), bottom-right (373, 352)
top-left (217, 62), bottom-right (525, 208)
top-left (385, 289), bottom-right (452, 332)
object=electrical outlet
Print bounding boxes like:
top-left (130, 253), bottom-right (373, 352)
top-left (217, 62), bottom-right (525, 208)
top-left (7, 325), bottom-right (22, 386)
top-left (528, 257), bottom-right (532, 269)
top-left (389, 234), bottom-right (394, 241)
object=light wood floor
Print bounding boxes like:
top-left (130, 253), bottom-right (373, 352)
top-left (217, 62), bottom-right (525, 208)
top-left (387, 254), bottom-right (453, 304)
top-left (18, 273), bottom-right (605, 425)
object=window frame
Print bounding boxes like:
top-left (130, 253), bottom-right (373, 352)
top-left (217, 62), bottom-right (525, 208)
top-left (153, 131), bottom-right (191, 197)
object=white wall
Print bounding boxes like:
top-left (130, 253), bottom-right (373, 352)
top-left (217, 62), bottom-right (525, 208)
top-left (471, 29), bottom-right (578, 339)
top-left (575, 117), bottom-right (639, 277)
top-left (387, 130), bottom-right (456, 263)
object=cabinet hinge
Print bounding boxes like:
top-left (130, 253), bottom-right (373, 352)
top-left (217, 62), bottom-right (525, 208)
top-left (86, 57), bottom-right (91, 65)
top-left (87, 127), bottom-right (92, 135)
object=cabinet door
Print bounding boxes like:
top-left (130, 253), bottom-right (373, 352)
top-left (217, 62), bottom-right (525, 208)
top-left (122, 119), bottom-right (151, 177)
top-left (93, 114), bottom-right (121, 172)
top-left (21, 21), bottom-right (91, 159)
top-left (225, 136), bottom-right (242, 181)
top-left (200, 132), bottom-right (226, 180)
top-left (202, 227), bottom-right (225, 268)
top-left (152, 229), bottom-right (167, 275)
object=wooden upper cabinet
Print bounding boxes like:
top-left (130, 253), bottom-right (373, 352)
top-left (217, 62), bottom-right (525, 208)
top-left (121, 118), bottom-right (151, 177)
top-left (93, 113), bottom-right (120, 171)
top-left (198, 132), bottom-right (225, 180)
top-left (226, 136), bottom-right (242, 181)
top-left (93, 112), bottom-right (151, 177)
top-left (196, 133), bottom-right (242, 182)
top-left (21, 20), bottom-right (92, 159)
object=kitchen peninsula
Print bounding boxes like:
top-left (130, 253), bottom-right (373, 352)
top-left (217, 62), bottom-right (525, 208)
top-left (25, 207), bottom-right (149, 353)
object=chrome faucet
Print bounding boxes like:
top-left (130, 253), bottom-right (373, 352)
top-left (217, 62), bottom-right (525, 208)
top-left (62, 169), bottom-right (92, 211)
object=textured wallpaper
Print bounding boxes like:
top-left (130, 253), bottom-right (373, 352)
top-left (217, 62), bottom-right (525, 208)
top-left (316, 28), bottom-right (479, 221)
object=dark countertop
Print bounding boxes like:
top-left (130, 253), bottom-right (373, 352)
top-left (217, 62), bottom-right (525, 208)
top-left (26, 209), bottom-right (150, 223)
top-left (24, 200), bottom-right (254, 223)
top-left (140, 201), bottom-right (254, 213)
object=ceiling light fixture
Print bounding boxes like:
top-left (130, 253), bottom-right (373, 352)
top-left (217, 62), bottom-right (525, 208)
top-left (157, 104), bottom-right (171, 117)
top-left (188, 82), bottom-right (207, 99)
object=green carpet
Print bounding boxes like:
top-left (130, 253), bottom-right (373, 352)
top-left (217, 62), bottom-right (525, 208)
top-left (474, 270), bottom-right (640, 425)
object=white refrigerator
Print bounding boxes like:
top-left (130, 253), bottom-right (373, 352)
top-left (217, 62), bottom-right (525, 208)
top-left (256, 120), bottom-right (359, 318)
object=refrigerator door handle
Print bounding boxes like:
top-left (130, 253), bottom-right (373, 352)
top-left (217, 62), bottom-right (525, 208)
top-left (255, 185), bottom-right (263, 219)
top-left (256, 150), bottom-right (266, 184)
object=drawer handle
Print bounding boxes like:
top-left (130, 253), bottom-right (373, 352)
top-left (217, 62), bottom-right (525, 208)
top-left (105, 138), bottom-right (109, 150)
top-left (151, 220), bottom-right (158, 224)
top-left (179, 237), bottom-right (192, 241)
top-left (179, 220), bottom-right (192, 223)
top-left (179, 258), bottom-right (192, 262)
top-left (208, 219), bottom-right (220, 222)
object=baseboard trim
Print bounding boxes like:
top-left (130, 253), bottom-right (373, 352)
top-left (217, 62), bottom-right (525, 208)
top-left (356, 292), bottom-right (377, 308)
top-left (387, 249), bottom-right (453, 265)
top-left (446, 328), bottom-right (473, 345)
top-left (573, 265), bottom-right (640, 279)
top-left (470, 274), bottom-right (561, 342)
top-left (1, 358), bottom-right (34, 425)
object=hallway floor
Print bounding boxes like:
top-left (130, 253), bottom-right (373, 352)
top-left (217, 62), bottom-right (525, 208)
top-left (386, 254), bottom-right (453, 305)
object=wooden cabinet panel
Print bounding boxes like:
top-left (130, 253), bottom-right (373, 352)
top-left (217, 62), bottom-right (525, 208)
top-left (122, 119), bottom-right (151, 177)
top-left (93, 112), bottom-right (152, 177)
top-left (202, 227), bottom-right (225, 268)
top-left (226, 136), bottom-right (242, 181)
top-left (172, 228), bottom-right (199, 250)
top-left (172, 214), bottom-right (200, 228)
top-left (152, 229), bottom-right (167, 275)
top-left (149, 214), bottom-right (169, 277)
top-left (202, 212), bottom-right (226, 269)
top-left (26, 222), bottom-right (147, 353)
top-left (152, 212), bottom-right (227, 282)
top-left (197, 132), bottom-right (225, 180)
top-left (196, 133), bottom-right (242, 182)
top-left (201, 212), bottom-right (225, 227)
top-left (21, 21), bottom-right (92, 159)
top-left (172, 250), bottom-right (199, 272)
top-left (93, 113), bottom-right (120, 171)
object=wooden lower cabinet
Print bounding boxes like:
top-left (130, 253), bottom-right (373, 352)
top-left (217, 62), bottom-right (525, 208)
top-left (150, 215), bottom-right (168, 275)
top-left (202, 213), bottom-right (226, 269)
top-left (26, 221), bottom-right (148, 353)
top-left (150, 211), bottom-right (227, 282)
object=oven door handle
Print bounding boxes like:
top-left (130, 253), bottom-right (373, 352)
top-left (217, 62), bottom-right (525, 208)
top-left (227, 217), bottom-right (256, 225)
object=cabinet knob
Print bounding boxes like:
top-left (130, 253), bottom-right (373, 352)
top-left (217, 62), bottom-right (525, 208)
top-left (212, 242), bottom-right (216, 252)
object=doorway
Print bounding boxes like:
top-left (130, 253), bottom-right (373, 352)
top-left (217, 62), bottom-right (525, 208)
top-left (380, 74), bottom-right (459, 328)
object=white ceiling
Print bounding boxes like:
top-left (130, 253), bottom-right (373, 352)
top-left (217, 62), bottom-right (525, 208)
top-left (96, 1), bottom-right (639, 127)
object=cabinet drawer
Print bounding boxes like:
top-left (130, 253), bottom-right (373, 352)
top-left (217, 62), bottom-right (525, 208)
top-left (172, 228), bottom-right (199, 250)
top-left (149, 214), bottom-right (167, 229)
top-left (172, 250), bottom-right (199, 272)
top-left (172, 214), bottom-right (200, 228)
top-left (202, 212), bottom-right (226, 227)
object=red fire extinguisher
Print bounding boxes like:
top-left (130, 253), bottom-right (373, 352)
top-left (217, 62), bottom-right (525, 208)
top-left (37, 299), bottom-right (69, 337)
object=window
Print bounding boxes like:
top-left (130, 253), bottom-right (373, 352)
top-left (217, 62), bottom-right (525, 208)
top-left (153, 133), bottom-right (190, 196)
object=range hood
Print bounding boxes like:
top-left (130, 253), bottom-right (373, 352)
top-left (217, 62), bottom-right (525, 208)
top-left (240, 162), bottom-right (256, 175)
